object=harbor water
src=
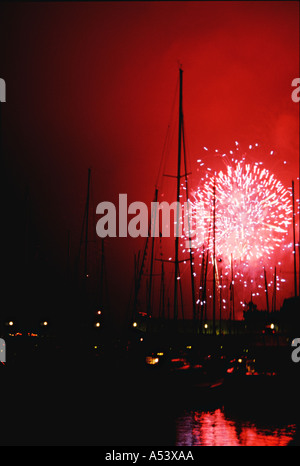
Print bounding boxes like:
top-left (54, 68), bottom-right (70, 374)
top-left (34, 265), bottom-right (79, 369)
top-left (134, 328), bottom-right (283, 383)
top-left (1, 362), bottom-right (298, 446)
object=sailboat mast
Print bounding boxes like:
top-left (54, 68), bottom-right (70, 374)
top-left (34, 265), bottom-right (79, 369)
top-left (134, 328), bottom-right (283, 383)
top-left (212, 178), bottom-right (216, 335)
top-left (174, 68), bottom-right (183, 321)
top-left (182, 115), bottom-right (197, 321)
top-left (132, 189), bottom-right (157, 320)
top-left (159, 260), bottom-right (165, 319)
top-left (147, 187), bottom-right (158, 317)
top-left (264, 267), bottom-right (270, 314)
top-left (219, 267), bottom-right (222, 334)
top-left (230, 252), bottom-right (235, 331)
top-left (273, 266), bottom-right (277, 312)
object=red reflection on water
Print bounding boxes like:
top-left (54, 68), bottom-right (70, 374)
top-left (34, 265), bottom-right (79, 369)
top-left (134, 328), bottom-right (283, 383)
top-left (176, 409), bottom-right (295, 446)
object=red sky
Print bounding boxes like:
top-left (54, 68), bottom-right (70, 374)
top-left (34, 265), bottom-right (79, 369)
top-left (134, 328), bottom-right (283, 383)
top-left (1, 1), bottom-right (299, 325)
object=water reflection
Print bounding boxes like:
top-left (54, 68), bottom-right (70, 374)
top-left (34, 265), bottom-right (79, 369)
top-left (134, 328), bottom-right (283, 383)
top-left (176, 408), bottom-right (296, 446)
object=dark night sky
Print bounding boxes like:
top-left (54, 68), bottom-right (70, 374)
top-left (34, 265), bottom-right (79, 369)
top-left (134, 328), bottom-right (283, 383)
top-left (0, 1), bottom-right (299, 327)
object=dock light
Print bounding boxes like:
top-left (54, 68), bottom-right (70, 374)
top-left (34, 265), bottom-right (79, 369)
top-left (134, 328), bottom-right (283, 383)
top-left (94, 322), bottom-right (101, 328)
top-left (97, 310), bottom-right (102, 315)
top-left (238, 358), bottom-right (243, 363)
top-left (132, 322), bottom-right (137, 328)
top-left (204, 324), bottom-right (208, 329)
top-left (8, 321), bottom-right (13, 326)
top-left (42, 321), bottom-right (48, 326)
top-left (270, 323), bottom-right (275, 330)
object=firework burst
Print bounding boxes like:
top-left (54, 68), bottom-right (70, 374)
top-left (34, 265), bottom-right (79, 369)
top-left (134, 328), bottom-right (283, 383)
top-left (191, 160), bottom-right (293, 264)
top-left (178, 142), bottom-right (295, 315)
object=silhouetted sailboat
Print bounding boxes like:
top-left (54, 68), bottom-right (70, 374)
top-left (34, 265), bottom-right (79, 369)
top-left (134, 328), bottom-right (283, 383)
top-left (128, 68), bottom-right (226, 391)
